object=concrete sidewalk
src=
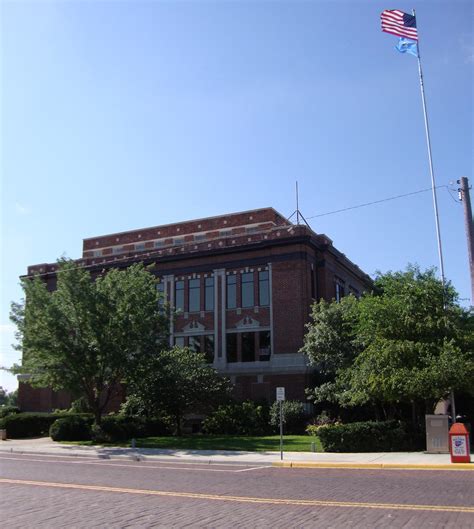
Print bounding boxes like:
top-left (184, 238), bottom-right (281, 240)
top-left (0, 437), bottom-right (472, 470)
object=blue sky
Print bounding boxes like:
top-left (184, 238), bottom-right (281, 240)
top-left (1, 0), bottom-right (472, 392)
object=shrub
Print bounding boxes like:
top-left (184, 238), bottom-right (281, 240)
top-left (306, 411), bottom-right (340, 437)
top-left (269, 400), bottom-right (308, 434)
top-left (315, 420), bottom-right (423, 452)
top-left (0, 412), bottom-right (90, 439)
top-left (119, 395), bottom-right (148, 417)
top-left (50, 416), bottom-right (92, 441)
top-left (202, 402), bottom-right (270, 435)
top-left (90, 415), bottom-right (171, 443)
top-left (68, 397), bottom-right (92, 414)
top-left (305, 424), bottom-right (319, 437)
top-left (93, 416), bottom-right (144, 442)
top-left (0, 405), bottom-right (20, 419)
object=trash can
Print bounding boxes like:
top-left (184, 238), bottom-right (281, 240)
top-left (449, 422), bottom-right (471, 464)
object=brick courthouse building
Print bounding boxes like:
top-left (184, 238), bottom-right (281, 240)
top-left (19, 208), bottom-right (372, 411)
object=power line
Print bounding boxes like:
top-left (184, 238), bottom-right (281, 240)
top-left (306, 185), bottom-right (448, 220)
top-left (24, 184), bottom-right (451, 280)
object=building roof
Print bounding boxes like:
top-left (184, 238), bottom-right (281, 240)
top-left (25, 207), bottom-right (372, 285)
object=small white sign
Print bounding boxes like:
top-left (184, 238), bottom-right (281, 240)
top-left (276, 387), bottom-right (285, 401)
top-left (451, 435), bottom-right (467, 456)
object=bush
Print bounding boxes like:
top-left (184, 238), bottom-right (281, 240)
top-left (202, 402), bottom-right (270, 435)
top-left (50, 416), bottom-right (92, 441)
top-left (90, 415), bottom-right (171, 443)
top-left (119, 395), bottom-right (148, 417)
top-left (103, 416), bottom-right (148, 441)
top-left (0, 405), bottom-right (20, 419)
top-left (306, 411), bottom-right (340, 437)
top-left (315, 420), bottom-right (423, 452)
top-left (269, 400), bottom-right (308, 434)
top-left (305, 424), bottom-right (319, 437)
top-left (0, 412), bottom-right (90, 439)
top-left (68, 397), bottom-right (92, 414)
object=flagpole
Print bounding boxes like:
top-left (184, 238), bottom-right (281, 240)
top-left (412, 8), bottom-right (446, 288)
top-left (412, 9), bottom-right (456, 418)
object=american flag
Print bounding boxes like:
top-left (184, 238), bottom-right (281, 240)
top-left (381, 10), bottom-right (418, 41)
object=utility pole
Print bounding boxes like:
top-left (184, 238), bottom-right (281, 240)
top-left (458, 177), bottom-right (474, 305)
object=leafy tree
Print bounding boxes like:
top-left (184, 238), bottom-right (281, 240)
top-left (302, 266), bottom-right (474, 421)
top-left (5, 389), bottom-right (18, 406)
top-left (11, 260), bottom-right (169, 425)
top-left (300, 295), bottom-right (361, 406)
top-left (127, 347), bottom-right (232, 435)
top-left (0, 387), bottom-right (6, 406)
top-left (269, 400), bottom-right (307, 434)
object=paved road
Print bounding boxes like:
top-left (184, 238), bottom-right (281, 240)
top-left (1, 453), bottom-right (473, 528)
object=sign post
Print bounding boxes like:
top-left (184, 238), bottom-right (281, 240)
top-left (276, 387), bottom-right (285, 461)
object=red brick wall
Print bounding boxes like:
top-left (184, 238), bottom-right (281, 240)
top-left (21, 214), bottom-right (372, 412)
top-left (83, 208), bottom-right (289, 252)
top-left (272, 256), bottom-right (313, 355)
top-left (18, 383), bottom-right (72, 413)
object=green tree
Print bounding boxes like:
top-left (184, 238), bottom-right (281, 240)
top-left (11, 260), bottom-right (169, 425)
top-left (300, 295), bottom-right (361, 406)
top-left (302, 266), bottom-right (474, 421)
top-left (5, 389), bottom-right (18, 406)
top-left (127, 347), bottom-right (231, 435)
top-left (0, 386), bottom-right (6, 405)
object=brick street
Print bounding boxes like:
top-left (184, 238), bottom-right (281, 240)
top-left (1, 453), bottom-right (473, 528)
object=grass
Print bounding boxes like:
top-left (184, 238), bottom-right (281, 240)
top-left (62, 435), bottom-right (323, 452)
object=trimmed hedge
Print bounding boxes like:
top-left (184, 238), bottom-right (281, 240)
top-left (50, 415), bottom-right (171, 443)
top-left (0, 412), bottom-right (90, 439)
top-left (97, 416), bottom-right (147, 442)
top-left (202, 402), bottom-right (270, 436)
top-left (314, 420), bottom-right (423, 452)
top-left (100, 416), bottom-right (171, 441)
top-left (50, 416), bottom-right (93, 441)
top-left (0, 411), bottom-right (172, 441)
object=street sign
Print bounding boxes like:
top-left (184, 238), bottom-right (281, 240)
top-left (276, 387), bottom-right (285, 461)
top-left (276, 387), bottom-right (285, 401)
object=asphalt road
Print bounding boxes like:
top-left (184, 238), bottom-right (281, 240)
top-left (1, 453), bottom-right (473, 528)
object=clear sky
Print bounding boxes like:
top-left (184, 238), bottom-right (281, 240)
top-left (1, 0), bottom-right (472, 392)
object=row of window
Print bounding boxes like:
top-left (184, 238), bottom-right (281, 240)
top-left (173, 330), bottom-right (271, 364)
top-left (174, 277), bottom-right (215, 312)
top-left (227, 271), bottom-right (269, 309)
top-left (159, 271), bottom-right (270, 313)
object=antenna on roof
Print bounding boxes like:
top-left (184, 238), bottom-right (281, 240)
top-left (287, 181), bottom-right (311, 228)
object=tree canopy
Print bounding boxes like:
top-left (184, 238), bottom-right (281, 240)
top-left (126, 347), bottom-right (232, 435)
top-left (11, 260), bottom-right (169, 423)
top-left (301, 266), bottom-right (474, 419)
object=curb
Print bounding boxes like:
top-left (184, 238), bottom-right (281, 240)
top-left (2, 447), bottom-right (472, 470)
top-left (272, 461), bottom-right (474, 471)
top-left (0, 447), bottom-right (270, 466)
top-left (0, 448), bottom-right (143, 461)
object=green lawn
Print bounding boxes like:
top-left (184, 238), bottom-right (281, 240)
top-left (63, 435), bottom-right (322, 452)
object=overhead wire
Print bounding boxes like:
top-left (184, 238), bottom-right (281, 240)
top-left (306, 185), bottom-right (450, 220)
top-left (25, 184), bottom-right (455, 280)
